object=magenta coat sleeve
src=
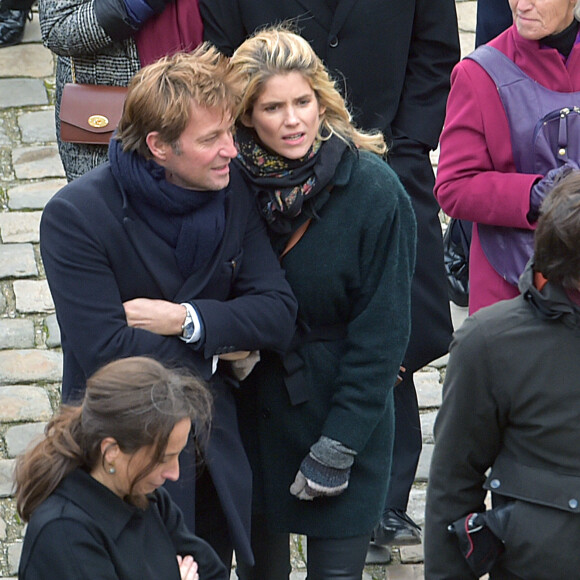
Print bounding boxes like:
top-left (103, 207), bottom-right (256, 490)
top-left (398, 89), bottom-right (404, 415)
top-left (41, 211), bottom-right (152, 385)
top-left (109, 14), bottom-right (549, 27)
top-left (434, 59), bottom-right (539, 230)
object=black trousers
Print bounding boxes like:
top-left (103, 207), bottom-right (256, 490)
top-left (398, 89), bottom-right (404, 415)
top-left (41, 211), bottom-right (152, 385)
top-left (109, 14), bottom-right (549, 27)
top-left (384, 137), bottom-right (452, 515)
top-left (384, 372), bottom-right (422, 510)
top-left (236, 515), bottom-right (371, 580)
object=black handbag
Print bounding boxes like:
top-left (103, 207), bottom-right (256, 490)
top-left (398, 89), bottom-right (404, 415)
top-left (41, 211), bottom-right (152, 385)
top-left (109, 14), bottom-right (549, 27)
top-left (443, 218), bottom-right (472, 307)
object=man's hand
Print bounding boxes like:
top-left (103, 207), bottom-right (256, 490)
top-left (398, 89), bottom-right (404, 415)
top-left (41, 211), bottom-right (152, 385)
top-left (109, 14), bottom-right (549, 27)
top-left (177, 555), bottom-right (199, 580)
top-left (218, 351), bottom-right (251, 361)
top-left (123, 298), bottom-right (186, 336)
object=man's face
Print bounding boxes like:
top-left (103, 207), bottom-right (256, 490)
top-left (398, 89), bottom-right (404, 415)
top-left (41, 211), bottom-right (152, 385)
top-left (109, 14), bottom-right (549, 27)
top-left (153, 102), bottom-right (238, 191)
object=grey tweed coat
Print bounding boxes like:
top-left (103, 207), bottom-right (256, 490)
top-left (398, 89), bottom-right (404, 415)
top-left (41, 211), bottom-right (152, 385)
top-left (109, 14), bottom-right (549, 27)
top-left (38, 0), bottom-right (140, 181)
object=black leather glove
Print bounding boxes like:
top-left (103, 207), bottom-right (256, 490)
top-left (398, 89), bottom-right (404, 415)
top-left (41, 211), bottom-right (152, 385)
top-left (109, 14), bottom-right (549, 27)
top-left (289, 436), bottom-right (356, 501)
top-left (448, 503), bottom-right (513, 577)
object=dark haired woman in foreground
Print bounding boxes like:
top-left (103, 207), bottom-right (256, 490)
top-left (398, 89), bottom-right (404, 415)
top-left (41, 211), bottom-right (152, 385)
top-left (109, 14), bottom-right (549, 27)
top-left (15, 356), bottom-right (228, 580)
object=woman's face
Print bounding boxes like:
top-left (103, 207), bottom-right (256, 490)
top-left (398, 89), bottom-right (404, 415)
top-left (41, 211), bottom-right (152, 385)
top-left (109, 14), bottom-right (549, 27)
top-left (509, 0), bottom-right (577, 39)
top-left (106, 417), bottom-right (191, 498)
top-left (244, 71), bottom-right (325, 160)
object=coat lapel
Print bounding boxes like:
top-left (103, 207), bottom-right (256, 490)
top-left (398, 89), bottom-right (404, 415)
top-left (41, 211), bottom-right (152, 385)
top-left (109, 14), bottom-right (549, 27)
top-left (123, 215), bottom-right (183, 300)
top-left (293, 0), bottom-right (359, 36)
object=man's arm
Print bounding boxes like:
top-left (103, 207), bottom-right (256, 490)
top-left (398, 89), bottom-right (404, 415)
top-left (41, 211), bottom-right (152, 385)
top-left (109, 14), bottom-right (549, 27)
top-left (40, 195), bottom-right (209, 381)
top-left (391, 0), bottom-right (460, 150)
top-left (122, 184), bottom-right (298, 358)
top-left (190, 196), bottom-right (298, 358)
top-left (424, 315), bottom-right (506, 579)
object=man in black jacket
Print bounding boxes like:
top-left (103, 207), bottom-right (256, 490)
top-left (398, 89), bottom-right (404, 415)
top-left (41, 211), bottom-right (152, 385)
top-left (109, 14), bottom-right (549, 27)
top-left (425, 171), bottom-right (580, 579)
top-left (200, 0), bottom-right (460, 552)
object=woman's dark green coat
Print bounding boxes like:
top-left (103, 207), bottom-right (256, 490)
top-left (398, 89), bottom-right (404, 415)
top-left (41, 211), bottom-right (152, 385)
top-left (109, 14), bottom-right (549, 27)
top-left (237, 149), bottom-right (417, 537)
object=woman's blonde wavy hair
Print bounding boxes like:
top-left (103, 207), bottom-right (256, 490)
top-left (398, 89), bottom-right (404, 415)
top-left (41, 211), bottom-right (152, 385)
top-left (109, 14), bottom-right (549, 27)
top-left (230, 26), bottom-right (387, 157)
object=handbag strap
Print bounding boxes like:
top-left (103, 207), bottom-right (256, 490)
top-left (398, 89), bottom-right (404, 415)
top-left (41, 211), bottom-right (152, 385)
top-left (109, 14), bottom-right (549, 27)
top-left (70, 57), bottom-right (77, 84)
top-left (279, 218), bottom-right (312, 261)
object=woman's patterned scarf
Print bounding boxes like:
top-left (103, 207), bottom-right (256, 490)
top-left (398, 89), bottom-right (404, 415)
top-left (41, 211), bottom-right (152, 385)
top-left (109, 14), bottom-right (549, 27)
top-left (235, 124), bottom-right (347, 234)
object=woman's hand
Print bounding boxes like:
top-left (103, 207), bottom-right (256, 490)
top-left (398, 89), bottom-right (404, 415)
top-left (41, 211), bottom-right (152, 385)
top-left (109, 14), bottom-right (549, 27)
top-left (177, 555), bottom-right (199, 580)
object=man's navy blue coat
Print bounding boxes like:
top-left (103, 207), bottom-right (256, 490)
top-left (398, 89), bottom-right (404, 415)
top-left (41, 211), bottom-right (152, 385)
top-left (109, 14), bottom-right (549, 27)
top-left (39, 163), bottom-right (298, 564)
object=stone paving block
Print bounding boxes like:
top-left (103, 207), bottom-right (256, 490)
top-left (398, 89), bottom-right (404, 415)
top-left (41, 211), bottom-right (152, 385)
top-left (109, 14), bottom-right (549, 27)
top-left (14, 280), bottom-right (54, 313)
top-left (0, 121), bottom-right (10, 147)
top-left (0, 212), bottom-right (42, 243)
top-left (456, 0), bottom-right (477, 33)
top-left (429, 145), bottom-right (440, 168)
top-left (12, 145), bottom-right (65, 179)
top-left (0, 351), bottom-right (62, 386)
top-left (460, 30), bottom-right (475, 59)
top-left (22, 13), bottom-right (42, 44)
top-left (451, 302), bottom-right (469, 331)
top-left (415, 443), bottom-right (434, 482)
top-left (0, 459), bottom-right (15, 497)
top-left (7, 541), bottom-right (22, 576)
top-left (0, 79), bottom-right (47, 109)
top-left (0, 244), bottom-right (37, 278)
top-left (420, 410), bottom-right (438, 444)
top-left (44, 313), bottom-right (61, 348)
top-left (0, 385), bottom-right (53, 420)
top-left (408, 487), bottom-right (427, 527)
top-left (230, 572), bottom-right (311, 580)
top-left (0, 516), bottom-right (5, 540)
top-left (7, 179), bottom-right (65, 210)
top-left (0, 44), bottom-right (54, 79)
top-left (415, 370), bottom-right (442, 409)
top-left (400, 544), bottom-right (424, 565)
top-left (384, 564), bottom-right (424, 579)
top-left (429, 353), bottom-right (449, 368)
top-left (18, 110), bottom-right (57, 144)
top-left (0, 294), bottom-right (6, 314)
top-left (5, 422), bottom-right (47, 457)
top-left (0, 319), bottom-right (35, 350)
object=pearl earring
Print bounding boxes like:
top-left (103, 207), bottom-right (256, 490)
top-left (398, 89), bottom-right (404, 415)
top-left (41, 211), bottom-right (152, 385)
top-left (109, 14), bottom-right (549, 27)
top-left (108, 466), bottom-right (116, 474)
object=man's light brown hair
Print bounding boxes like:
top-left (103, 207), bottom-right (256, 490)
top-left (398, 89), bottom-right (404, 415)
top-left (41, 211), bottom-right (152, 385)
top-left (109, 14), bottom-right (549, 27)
top-left (117, 43), bottom-right (242, 158)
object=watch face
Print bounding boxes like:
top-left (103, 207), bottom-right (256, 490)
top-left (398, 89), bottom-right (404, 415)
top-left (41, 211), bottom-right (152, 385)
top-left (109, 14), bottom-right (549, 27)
top-left (182, 321), bottom-right (195, 340)
top-left (182, 310), bottom-right (195, 340)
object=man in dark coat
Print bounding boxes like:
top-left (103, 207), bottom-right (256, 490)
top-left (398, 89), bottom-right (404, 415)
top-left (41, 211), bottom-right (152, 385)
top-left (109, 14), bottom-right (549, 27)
top-left (200, 0), bottom-right (459, 548)
top-left (425, 172), bottom-right (580, 579)
top-left (476, 0), bottom-right (513, 47)
top-left (39, 47), bottom-right (298, 569)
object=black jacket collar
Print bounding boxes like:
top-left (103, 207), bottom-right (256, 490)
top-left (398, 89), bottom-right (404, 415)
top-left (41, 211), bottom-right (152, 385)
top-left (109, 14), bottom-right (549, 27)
top-left (54, 469), bottom-right (156, 540)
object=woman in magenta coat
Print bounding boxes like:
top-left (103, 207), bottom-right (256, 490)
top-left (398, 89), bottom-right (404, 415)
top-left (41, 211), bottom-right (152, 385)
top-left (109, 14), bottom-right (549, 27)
top-left (435, 0), bottom-right (580, 314)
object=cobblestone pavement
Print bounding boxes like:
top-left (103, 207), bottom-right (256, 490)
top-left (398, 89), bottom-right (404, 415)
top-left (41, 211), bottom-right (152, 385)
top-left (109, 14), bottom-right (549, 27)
top-left (0, 2), bottom-right (475, 578)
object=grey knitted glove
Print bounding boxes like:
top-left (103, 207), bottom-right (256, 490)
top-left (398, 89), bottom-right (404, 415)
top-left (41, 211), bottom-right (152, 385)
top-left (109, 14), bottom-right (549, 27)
top-left (290, 436), bottom-right (356, 501)
top-left (528, 162), bottom-right (578, 222)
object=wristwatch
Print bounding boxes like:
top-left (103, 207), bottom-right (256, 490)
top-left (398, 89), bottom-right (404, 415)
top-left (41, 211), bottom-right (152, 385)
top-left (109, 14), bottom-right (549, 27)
top-left (181, 306), bottom-right (195, 341)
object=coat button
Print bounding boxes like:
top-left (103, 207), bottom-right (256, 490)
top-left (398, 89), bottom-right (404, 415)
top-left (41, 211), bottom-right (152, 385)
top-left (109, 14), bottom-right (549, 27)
top-left (490, 478), bottom-right (501, 489)
top-left (260, 407), bottom-right (271, 419)
top-left (329, 35), bottom-right (338, 48)
top-left (569, 499), bottom-right (578, 509)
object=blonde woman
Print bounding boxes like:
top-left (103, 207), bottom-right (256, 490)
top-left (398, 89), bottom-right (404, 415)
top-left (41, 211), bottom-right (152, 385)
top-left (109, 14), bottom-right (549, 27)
top-left (230, 28), bottom-right (417, 580)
